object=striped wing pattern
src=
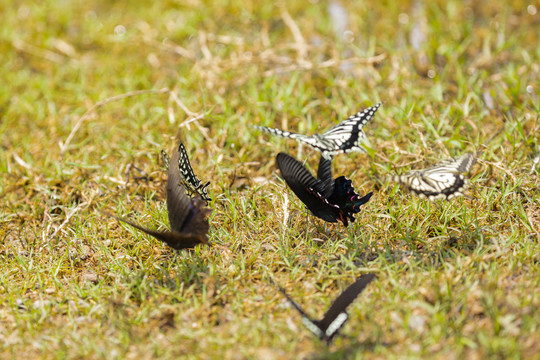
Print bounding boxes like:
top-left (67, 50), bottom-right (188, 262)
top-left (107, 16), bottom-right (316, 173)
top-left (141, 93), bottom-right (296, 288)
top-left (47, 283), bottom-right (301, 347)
top-left (177, 143), bottom-right (212, 202)
top-left (391, 153), bottom-right (477, 201)
top-left (257, 103), bottom-right (381, 159)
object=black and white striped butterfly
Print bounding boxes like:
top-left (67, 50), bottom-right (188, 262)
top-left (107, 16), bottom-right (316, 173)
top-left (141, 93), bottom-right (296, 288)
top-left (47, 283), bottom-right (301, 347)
top-left (256, 103), bottom-right (382, 160)
top-left (105, 144), bottom-right (211, 250)
top-left (277, 274), bottom-right (376, 344)
top-left (276, 152), bottom-right (373, 227)
top-left (390, 153), bottom-right (477, 201)
top-left (164, 143), bottom-right (211, 202)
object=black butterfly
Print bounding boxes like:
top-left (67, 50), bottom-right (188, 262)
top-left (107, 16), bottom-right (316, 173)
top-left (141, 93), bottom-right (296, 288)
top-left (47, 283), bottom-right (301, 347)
top-left (276, 152), bottom-right (373, 227)
top-left (256, 103), bottom-right (381, 160)
top-left (105, 144), bottom-right (211, 250)
top-left (278, 274), bottom-right (376, 344)
top-left (390, 153), bottom-right (476, 201)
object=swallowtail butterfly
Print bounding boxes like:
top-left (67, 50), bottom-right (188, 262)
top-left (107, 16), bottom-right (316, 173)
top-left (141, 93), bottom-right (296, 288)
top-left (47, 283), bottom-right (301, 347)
top-left (177, 143), bottom-right (211, 202)
top-left (105, 144), bottom-right (211, 250)
top-left (278, 274), bottom-right (376, 344)
top-left (390, 152), bottom-right (476, 201)
top-left (276, 152), bottom-right (373, 227)
top-left (256, 103), bottom-right (382, 160)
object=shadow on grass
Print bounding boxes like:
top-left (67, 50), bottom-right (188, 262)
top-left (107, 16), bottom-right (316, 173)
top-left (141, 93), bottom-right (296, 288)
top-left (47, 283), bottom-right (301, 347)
top-left (309, 336), bottom-right (394, 360)
top-left (349, 224), bottom-right (491, 270)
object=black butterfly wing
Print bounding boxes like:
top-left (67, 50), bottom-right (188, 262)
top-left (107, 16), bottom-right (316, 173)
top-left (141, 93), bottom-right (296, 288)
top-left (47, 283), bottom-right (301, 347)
top-left (317, 274), bottom-right (376, 342)
top-left (178, 197), bottom-right (212, 239)
top-left (170, 144), bottom-right (212, 240)
top-left (103, 144), bottom-right (210, 250)
top-left (316, 155), bottom-right (334, 198)
top-left (328, 177), bottom-right (373, 212)
top-left (278, 286), bottom-right (326, 340)
top-left (276, 152), bottom-right (340, 223)
top-left (177, 143), bottom-right (212, 202)
top-left (277, 286), bottom-right (312, 321)
top-left (103, 212), bottom-right (207, 250)
top-left (167, 145), bottom-right (193, 232)
top-left (325, 177), bottom-right (373, 227)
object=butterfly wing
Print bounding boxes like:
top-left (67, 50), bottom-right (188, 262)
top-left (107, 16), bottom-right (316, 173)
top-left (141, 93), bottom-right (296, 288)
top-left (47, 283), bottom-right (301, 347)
top-left (315, 103), bottom-right (382, 158)
top-left (103, 212), bottom-right (207, 250)
top-left (391, 153), bottom-right (476, 201)
top-left (317, 274), bottom-right (376, 342)
top-left (400, 172), bottom-right (469, 201)
top-left (177, 143), bottom-right (212, 202)
top-left (277, 286), bottom-right (325, 340)
top-left (276, 152), bottom-right (341, 223)
top-left (325, 177), bottom-right (373, 227)
top-left (256, 104), bottom-right (380, 160)
top-left (178, 197), bottom-right (212, 239)
top-left (455, 153), bottom-right (477, 173)
top-left (254, 126), bottom-right (313, 145)
top-left (316, 155), bottom-right (334, 198)
top-left (167, 145), bottom-right (193, 232)
top-left (423, 152), bottom-right (476, 174)
top-left (103, 144), bottom-right (211, 250)
top-left (170, 144), bottom-right (212, 240)
top-left (160, 150), bottom-right (170, 170)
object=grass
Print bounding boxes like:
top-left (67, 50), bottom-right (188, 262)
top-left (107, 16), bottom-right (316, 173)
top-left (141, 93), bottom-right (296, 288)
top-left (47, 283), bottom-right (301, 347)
top-left (0, 0), bottom-right (539, 358)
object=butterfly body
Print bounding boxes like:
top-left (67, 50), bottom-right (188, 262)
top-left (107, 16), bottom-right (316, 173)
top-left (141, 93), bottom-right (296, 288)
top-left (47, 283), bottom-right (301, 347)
top-left (106, 143), bottom-right (211, 250)
top-left (390, 153), bottom-right (476, 201)
top-left (276, 152), bottom-right (372, 227)
top-left (257, 103), bottom-right (381, 160)
top-left (278, 274), bottom-right (376, 344)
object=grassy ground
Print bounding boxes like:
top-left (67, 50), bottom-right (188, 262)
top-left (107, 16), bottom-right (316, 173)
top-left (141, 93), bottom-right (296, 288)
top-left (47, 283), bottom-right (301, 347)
top-left (1, 0), bottom-right (539, 359)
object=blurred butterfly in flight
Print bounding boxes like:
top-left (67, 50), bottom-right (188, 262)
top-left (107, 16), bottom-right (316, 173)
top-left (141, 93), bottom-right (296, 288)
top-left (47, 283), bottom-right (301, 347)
top-left (277, 274), bottom-right (376, 344)
top-left (276, 152), bottom-right (373, 227)
top-left (389, 152), bottom-right (476, 201)
top-left (255, 103), bottom-right (381, 160)
top-left (105, 143), bottom-right (211, 250)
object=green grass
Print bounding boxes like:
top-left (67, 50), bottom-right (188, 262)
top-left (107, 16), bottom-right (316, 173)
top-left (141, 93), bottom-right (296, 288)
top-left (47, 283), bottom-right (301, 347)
top-left (0, 0), bottom-right (539, 358)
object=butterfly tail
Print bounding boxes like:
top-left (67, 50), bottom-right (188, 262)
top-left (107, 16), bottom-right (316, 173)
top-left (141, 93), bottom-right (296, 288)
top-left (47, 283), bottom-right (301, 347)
top-left (103, 211), bottom-right (207, 250)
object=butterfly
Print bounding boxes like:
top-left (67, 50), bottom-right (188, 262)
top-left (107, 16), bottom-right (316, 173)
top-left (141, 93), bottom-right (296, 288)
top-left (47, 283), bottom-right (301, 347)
top-left (162, 144), bottom-right (211, 202)
top-left (177, 143), bottom-right (212, 202)
top-left (389, 152), bottom-right (477, 201)
top-left (105, 144), bottom-right (211, 250)
top-left (255, 103), bottom-right (381, 160)
top-left (276, 152), bottom-right (373, 227)
top-left (277, 274), bottom-right (376, 344)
